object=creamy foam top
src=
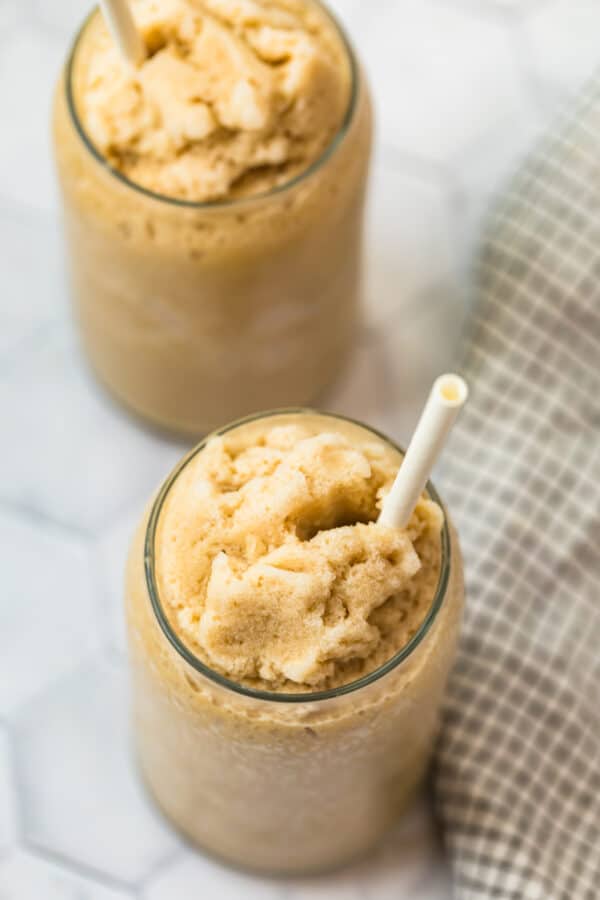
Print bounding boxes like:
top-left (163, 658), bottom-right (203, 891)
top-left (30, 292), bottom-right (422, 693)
top-left (73, 0), bottom-right (351, 201)
top-left (155, 417), bottom-right (443, 692)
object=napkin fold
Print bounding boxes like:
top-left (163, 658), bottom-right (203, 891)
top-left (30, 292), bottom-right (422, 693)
top-left (434, 76), bottom-right (600, 899)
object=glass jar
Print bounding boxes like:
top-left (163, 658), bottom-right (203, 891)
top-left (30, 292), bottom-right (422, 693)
top-left (52, 5), bottom-right (372, 437)
top-left (125, 410), bottom-right (464, 874)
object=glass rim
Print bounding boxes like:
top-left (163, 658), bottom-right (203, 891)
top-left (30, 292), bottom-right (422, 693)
top-left (64, 2), bottom-right (359, 211)
top-left (144, 408), bottom-right (452, 704)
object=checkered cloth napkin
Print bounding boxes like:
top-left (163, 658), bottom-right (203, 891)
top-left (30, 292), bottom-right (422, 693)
top-left (433, 77), bottom-right (600, 899)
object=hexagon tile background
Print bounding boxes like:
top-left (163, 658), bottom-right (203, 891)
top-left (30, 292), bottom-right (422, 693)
top-left (1, 1), bottom-right (599, 897)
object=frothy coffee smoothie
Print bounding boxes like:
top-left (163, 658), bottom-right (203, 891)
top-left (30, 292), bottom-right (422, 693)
top-left (77, 0), bottom-right (350, 202)
top-left (126, 411), bottom-right (464, 872)
top-left (53, 1), bottom-right (372, 434)
top-left (157, 419), bottom-right (443, 690)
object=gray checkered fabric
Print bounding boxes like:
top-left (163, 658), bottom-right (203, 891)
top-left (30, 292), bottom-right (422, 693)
top-left (434, 77), bottom-right (600, 899)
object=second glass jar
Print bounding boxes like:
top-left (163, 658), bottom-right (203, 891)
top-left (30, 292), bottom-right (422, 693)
top-left (52, 4), bottom-right (372, 436)
top-left (125, 410), bottom-right (464, 874)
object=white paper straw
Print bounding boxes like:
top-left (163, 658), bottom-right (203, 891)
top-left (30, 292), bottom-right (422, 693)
top-left (100, 0), bottom-right (146, 66)
top-left (378, 373), bottom-right (468, 529)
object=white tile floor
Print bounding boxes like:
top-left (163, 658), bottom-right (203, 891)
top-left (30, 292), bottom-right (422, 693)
top-left (0, 511), bottom-right (100, 717)
top-left (12, 659), bottom-right (180, 886)
top-left (1, 0), bottom-right (598, 896)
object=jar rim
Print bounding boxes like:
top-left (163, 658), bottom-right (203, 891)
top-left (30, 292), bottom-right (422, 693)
top-left (64, 1), bottom-right (360, 210)
top-left (144, 409), bottom-right (453, 704)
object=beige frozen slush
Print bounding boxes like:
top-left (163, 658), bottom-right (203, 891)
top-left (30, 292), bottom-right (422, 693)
top-left (53, 0), bottom-right (372, 435)
top-left (126, 411), bottom-right (464, 872)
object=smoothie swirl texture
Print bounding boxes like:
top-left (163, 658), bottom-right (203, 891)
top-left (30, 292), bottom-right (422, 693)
top-left (76, 0), bottom-right (351, 201)
top-left (156, 422), bottom-right (443, 691)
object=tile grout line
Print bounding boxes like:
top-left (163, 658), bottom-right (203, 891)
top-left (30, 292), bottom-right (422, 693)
top-left (24, 839), bottom-right (136, 894)
top-left (7, 651), bottom-right (123, 735)
top-left (135, 844), bottom-right (186, 894)
top-left (0, 496), bottom-right (92, 545)
top-left (0, 723), bottom-right (22, 853)
top-left (376, 143), bottom-right (459, 195)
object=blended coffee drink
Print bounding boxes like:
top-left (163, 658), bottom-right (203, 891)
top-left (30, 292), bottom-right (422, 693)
top-left (53, 0), bottom-right (372, 435)
top-left (126, 410), bottom-right (464, 872)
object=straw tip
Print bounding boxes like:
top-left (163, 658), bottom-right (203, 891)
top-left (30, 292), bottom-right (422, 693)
top-left (434, 373), bottom-right (468, 408)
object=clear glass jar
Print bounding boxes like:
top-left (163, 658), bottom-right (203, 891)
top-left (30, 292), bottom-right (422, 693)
top-left (52, 5), bottom-right (372, 437)
top-left (125, 410), bottom-right (464, 874)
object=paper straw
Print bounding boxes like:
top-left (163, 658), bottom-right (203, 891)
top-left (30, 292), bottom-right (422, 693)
top-left (100, 0), bottom-right (146, 66)
top-left (378, 373), bottom-right (468, 529)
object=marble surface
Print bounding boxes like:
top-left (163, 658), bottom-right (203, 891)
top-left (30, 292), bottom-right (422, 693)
top-left (1, 0), bottom-right (597, 896)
